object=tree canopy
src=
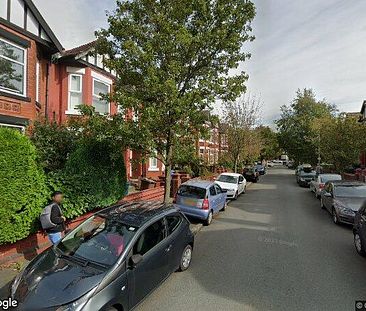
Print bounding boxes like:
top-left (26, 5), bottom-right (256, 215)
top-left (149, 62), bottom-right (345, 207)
top-left (96, 0), bottom-right (256, 201)
top-left (276, 88), bottom-right (336, 165)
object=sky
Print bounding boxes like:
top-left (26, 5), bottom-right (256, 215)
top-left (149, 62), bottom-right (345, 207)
top-left (34, 0), bottom-right (366, 125)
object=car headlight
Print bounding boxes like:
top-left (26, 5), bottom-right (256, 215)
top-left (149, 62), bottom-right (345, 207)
top-left (56, 287), bottom-right (97, 311)
top-left (300, 178), bottom-right (305, 181)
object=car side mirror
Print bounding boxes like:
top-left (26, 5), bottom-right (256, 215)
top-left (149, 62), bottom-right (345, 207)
top-left (129, 254), bottom-right (143, 268)
top-left (238, 181), bottom-right (243, 184)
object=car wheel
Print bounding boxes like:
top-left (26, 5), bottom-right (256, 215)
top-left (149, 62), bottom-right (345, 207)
top-left (332, 208), bottom-right (339, 224)
top-left (220, 201), bottom-right (227, 212)
top-left (320, 198), bottom-right (325, 209)
top-left (179, 244), bottom-right (193, 271)
top-left (234, 191), bottom-right (238, 200)
top-left (204, 211), bottom-right (213, 226)
top-left (354, 233), bottom-right (366, 257)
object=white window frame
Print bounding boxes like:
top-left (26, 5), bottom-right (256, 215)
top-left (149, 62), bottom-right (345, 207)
top-left (0, 37), bottom-right (27, 97)
top-left (0, 123), bottom-right (25, 132)
top-left (92, 78), bottom-right (111, 114)
top-left (66, 74), bottom-right (83, 115)
top-left (36, 60), bottom-right (40, 102)
top-left (148, 155), bottom-right (159, 172)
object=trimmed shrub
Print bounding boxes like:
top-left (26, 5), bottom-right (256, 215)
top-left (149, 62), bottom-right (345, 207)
top-left (46, 140), bottom-right (127, 218)
top-left (0, 128), bottom-right (48, 244)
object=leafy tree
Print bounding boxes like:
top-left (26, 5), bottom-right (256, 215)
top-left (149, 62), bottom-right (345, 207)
top-left (314, 114), bottom-right (366, 172)
top-left (257, 126), bottom-right (281, 160)
top-left (276, 88), bottom-right (336, 165)
top-left (223, 94), bottom-right (261, 172)
top-left (96, 0), bottom-right (256, 202)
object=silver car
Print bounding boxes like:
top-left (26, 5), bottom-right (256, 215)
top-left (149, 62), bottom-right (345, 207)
top-left (310, 174), bottom-right (342, 199)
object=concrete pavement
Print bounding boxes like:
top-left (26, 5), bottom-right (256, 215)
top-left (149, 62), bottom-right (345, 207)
top-left (136, 167), bottom-right (366, 311)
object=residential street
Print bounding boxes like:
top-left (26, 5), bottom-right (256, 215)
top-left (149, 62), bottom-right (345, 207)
top-left (137, 167), bottom-right (366, 311)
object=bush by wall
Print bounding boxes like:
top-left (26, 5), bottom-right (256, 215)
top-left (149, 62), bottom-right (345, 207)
top-left (46, 140), bottom-right (127, 219)
top-left (0, 128), bottom-right (48, 244)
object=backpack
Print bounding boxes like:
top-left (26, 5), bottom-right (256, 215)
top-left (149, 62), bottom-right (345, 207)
top-left (40, 203), bottom-right (60, 230)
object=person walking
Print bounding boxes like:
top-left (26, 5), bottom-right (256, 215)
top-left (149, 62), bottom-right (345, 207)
top-left (40, 191), bottom-right (66, 245)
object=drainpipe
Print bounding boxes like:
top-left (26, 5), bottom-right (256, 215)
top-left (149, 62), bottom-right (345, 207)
top-left (45, 62), bottom-right (50, 121)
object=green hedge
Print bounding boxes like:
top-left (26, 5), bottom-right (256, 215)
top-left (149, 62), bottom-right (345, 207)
top-left (46, 140), bottom-right (127, 219)
top-left (0, 127), bottom-right (127, 245)
top-left (0, 128), bottom-right (48, 244)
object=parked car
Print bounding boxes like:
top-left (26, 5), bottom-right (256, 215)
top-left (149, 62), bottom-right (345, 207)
top-left (175, 180), bottom-right (227, 225)
top-left (255, 164), bottom-right (266, 175)
top-left (215, 173), bottom-right (246, 200)
top-left (309, 174), bottom-right (342, 198)
top-left (243, 167), bottom-right (259, 183)
top-left (295, 164), bottom-right (313, 183)
top-left (353, 201), bottom-right (366, 256)
top-left (297, 170), bottom-right (317, 187)
top-left (267, 161), bottom-right (274, 167)
top-left (10, 202), bottom-right (194, 311)
top-left (320, 181), bottom-right (366, 225)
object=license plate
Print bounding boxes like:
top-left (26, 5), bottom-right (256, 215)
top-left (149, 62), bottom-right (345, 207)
top-left (183, 198), bottom-right (198, 207)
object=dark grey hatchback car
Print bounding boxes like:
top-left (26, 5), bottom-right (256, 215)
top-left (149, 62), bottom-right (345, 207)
top-left (10, 202), bottom-right (194, 311)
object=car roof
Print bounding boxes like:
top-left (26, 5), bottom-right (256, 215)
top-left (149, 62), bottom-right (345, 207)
top-left (181, 179), bottom-right (213, 189)
top-left (218, 172), bottom-right (241, 177)
top-left (97, 201), bottom-right (177, 228)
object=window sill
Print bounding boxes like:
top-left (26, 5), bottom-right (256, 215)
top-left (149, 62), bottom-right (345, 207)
top-left (65, 110), bottom-right (81, 115)
top-left (148, 167), bottom-right (160, 172)
top-left (0, 90), bottom-right (31, 102)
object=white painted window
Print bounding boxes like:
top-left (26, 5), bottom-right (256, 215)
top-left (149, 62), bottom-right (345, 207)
top-left (92, 78), bottom-right (110, 114)
top-left (0, 38), bottom-right (27, 96)
top-left (36, 61), bottom-right (40, 102)
top-left (68, 74), bottom-right (82, 112)
top-left (149, 153), bottom-right (159, 171)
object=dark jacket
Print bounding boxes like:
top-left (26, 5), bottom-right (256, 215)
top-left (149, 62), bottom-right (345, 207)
top-left (46, 203), bottom-right (65, 234)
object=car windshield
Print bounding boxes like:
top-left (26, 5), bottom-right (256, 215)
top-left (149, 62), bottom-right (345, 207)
top-left (320, 175), bottom-right (342, 183)
top-left (178, 185), bottom-right (206, 199)
top-left (57, 215), bottom-right (136, 266)
top-left (300, 171), bottom-right (315, 177)
top-left (217, 175), bottom-right (238, 184)
top-left (334, 185), bottom-right (366, 198)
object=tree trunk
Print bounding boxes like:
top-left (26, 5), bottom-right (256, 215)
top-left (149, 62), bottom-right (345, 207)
top-left (164, 135), bottom-right (173, 203)
top-left (234, 154), bottom-right (239, 173)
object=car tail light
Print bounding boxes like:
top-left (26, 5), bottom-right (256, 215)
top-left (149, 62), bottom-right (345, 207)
top-left (319, 183), bottom-right (325, 189)
top-left (202, 198), bottom-right (210, 210)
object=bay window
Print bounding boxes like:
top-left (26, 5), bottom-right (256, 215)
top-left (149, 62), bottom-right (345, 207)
top-left (0, 38), bottom-right (26, 96)
top-left (68, 74), bottom-right (82, 112)
top-left (92, 78), bottom-right (110, 114)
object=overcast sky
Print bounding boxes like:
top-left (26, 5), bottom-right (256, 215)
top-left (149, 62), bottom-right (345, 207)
top-left (34, 0), bottom-right (366, 125)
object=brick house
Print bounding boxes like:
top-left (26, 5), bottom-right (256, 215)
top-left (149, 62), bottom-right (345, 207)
top-left (0, 0), bottom-right (63, 130)
top-left (0, 0), bottom-right (164, 181)
top-left (197, 122), bottom-right (228, 166)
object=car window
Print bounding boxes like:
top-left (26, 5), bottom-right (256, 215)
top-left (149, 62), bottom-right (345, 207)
top-left (178, 185), bottom-right (206, 199)
top-left (134, 219), bottom-right (165, 256)
top-left (57, 215), bottom-right (136, 266)
top-left (166, 215), bottom-right (182, 235)
top-left (214, 184), bottom-right (222, 194)
top-left (210, 186), bottom-right (216, 196)
top-left (239, 176), bottom-right (244, 182)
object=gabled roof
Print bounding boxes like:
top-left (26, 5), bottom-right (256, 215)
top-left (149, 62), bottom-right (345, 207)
top-left (61, 40), bottom-right (97, 57)
top-left (0, 0), bottom-right (63, 52)
top-left (23, 0), bottom-right (63, 51)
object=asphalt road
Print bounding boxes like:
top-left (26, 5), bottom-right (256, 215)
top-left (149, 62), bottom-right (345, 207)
top-left (136, 166), bottom-right (366, 311)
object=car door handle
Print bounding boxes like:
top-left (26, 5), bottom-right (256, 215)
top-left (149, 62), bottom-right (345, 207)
top-left (165, 244), bottom-right (172, 252)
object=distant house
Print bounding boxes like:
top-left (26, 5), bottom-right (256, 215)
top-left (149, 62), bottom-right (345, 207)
top-left (0, 0), bottom-right (63, 130)
top-left (359, 100), bottom-right (366, 123)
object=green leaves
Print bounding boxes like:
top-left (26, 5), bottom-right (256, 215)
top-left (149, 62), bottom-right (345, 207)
top-left (276, 88), bottom-right (336, 165)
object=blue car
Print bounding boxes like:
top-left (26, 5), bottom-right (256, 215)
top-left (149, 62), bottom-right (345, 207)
top-left (174, 180), bottom-right (227, 225)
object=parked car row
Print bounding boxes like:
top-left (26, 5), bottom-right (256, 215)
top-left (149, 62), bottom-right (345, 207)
top-left (293, 164), bottom-right (366, 258)
top-left (174, 172), bottom-right (247, 225)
